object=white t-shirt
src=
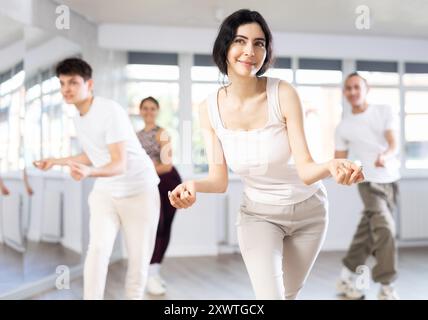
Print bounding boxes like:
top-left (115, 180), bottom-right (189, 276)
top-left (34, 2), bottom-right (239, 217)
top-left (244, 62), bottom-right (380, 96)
top-left (74, 96), bottom-right (160, 197)
top-left (335, 104), bottom-right (400, 183)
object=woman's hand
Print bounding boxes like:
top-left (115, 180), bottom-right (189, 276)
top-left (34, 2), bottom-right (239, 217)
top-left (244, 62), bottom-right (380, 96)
top-left (168, 180), bottom-right (196, 209)
top-left (328, 159), bottom-right (364, 185)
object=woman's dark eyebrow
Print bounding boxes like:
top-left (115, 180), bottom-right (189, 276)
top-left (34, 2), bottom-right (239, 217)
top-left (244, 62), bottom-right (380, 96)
top-left (235, 35), bottom-right (266, 41)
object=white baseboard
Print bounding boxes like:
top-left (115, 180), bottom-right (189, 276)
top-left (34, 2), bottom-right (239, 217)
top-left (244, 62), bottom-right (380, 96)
top-left (165, 245), bottom-right (219, 257)
top-left (61, 239), bottom-right (82, 255)
top-left (397, 239), bottom-right (428, 247)
top-left (319, 239), bottom-right (428, 252)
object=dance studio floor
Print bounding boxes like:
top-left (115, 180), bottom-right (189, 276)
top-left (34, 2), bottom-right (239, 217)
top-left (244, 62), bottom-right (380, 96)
top-left (30, 247), bottom-right (428, 300)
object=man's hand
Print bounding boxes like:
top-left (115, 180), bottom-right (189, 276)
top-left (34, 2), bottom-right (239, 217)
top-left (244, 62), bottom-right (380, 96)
top-left (375, 153), bottom-right (386, 167)
top-left (33, 158), bottom-right (56, 171)
top-left (1, 185), bottom-right (10, 196)
top-left (67, 161), bottom-right (93, 181)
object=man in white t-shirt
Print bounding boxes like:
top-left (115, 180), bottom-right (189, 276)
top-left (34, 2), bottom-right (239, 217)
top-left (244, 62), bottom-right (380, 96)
top-left (334, 72), bottom-right (400, 300)
top-left (34, 58), bottom-right (160, 300)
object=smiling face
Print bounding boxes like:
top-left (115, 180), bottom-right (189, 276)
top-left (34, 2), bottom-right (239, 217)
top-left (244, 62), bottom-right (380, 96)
top-left (59, 74), bottom-right (93, 105)
top-left (343, 75), bottom-right (369, 108)
top-left (226, 23), bottom-right (267, 78)
top-left (140, 99), bottom-right (159, 124)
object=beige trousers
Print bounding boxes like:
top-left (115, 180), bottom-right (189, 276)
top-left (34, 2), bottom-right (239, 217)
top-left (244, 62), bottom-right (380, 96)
top-left (237, 187), bottom-right (328, 300)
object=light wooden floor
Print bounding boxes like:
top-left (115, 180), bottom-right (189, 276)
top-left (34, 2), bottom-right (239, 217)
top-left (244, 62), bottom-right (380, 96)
top-left (0, 241), bottom-right (81, 295)
top-left (31, 247), bottom-right (428, 300)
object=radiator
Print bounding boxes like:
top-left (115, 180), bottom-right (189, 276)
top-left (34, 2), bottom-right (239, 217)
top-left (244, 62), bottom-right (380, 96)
top-left (1, 193), bottom-right (25, 253)
top-left (398, 179), bottom-right (428, 240)
top-left (41, 190), bottom-right (63, 243)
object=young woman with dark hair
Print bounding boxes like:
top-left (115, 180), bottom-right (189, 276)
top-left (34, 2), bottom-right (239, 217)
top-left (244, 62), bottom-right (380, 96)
top-left (169, 9), bottom-right (364, 300)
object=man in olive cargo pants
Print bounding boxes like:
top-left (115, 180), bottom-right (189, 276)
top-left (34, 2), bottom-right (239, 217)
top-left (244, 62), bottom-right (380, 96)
top-left (334, 72), bottom-right (400, 300)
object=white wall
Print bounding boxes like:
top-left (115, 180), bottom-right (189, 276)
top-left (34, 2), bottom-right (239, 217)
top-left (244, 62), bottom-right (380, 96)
top-left (0, 40), bottom-right (24, 72)
top-left (167, 193), bottom-right (221, 256)
top-left (24, 36), bottom-right (80, 78)
top-left (98, 24), bottom-right (428, 62)
top-left (399, 179), bottom-right (428, 240)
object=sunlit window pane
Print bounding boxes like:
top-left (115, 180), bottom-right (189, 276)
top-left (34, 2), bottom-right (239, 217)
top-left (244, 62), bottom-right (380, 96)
top-left (26, 84), bottom-right (42, 102)
top-left (297, 86), bottom-right (343, 162)
top-left (192, 82), bottom-right (221, 173)
top-left (405, 115), bottom-right (428, 141)
top-left (367, 88), bottom-right (400, 114)
top-left (24, 100), bottom-right (42, 167)
top-left (358, 71), bottom-right (399, 86)
top-left (191, 66), bottom-right (223, 82)
top-left (126, 64), bottom-right (179, 81)
top-left (405, 141), bottom-right (428, 169)
top-left (264, 68), bottom-right (293, 82)
top-left (405, 91), bottom-right (428, 114)
top-left (296, 70), bottom-right (342, 84)
top-left (42, 77), bottom-right (60, 94)
top-left (403, 73), bottom-right (428, 87)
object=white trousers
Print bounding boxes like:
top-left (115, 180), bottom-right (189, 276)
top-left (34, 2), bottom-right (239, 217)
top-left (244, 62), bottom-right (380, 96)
top-left (83, 187), bottom-right (160, 300)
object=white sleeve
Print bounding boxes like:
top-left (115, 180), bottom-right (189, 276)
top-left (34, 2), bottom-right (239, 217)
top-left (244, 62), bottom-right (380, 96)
top-left (105, 105), bottom-right (130, 144)
top-left (384, 105), bottom-right (399, 131)
top-left (334, 123), bottom-right (348, 151)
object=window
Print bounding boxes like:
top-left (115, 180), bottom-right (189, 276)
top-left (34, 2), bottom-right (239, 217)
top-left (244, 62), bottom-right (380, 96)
top-left (126, 52), bottom-right (180, 164)
top-left (24, 78), bottom-right (42, 168)
top-left (24, 68), bottom-right (77, 171)
top-left (356, 61), bottom-right (401, 118)
top-left (296, 58), bottom-right (343, 162)
top-left (403, 62), bottom-right (428, 169)
top-left (297, 58), bottom-right (342, 85)
top-left (191, 55), bottom-right (222, 173)
top-left (265, 57), bottom-right (293, 82)
top-left (0, 62), bottom-right (25, 172)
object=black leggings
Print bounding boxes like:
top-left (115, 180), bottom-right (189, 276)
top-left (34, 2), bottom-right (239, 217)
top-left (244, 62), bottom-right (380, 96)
top-left (150, 167), bottom-right (182, 264)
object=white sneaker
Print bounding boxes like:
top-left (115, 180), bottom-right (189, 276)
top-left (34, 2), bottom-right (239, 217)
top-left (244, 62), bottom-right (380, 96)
top-left (336, 279), bottom-right (350, 296)
top-left (336, 278), bottom-right (365, 299)
top-left (378, 285), bottom-right (399, 300)
top-left (146, 275), bottom-right (167, 296)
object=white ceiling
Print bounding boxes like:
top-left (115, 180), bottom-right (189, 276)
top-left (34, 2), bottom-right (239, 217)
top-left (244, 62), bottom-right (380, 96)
top-left (0, 14), bottom-right (24, 48)
top-left (55, 0), bottom-right (428, 39)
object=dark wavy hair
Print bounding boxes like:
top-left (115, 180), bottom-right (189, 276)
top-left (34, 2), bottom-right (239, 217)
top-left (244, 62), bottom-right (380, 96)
top-left (212, 9), bottom-right (273, 77)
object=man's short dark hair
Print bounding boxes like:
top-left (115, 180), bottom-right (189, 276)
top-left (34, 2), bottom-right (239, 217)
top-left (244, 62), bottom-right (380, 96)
top-left (55, 57), bottom-right (92, 81)
top-left (345, 72), bottom-right (368, 86)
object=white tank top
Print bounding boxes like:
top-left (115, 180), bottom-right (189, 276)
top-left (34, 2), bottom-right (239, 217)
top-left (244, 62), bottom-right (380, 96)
top-left (207, 77), bottom-right (322, 205)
